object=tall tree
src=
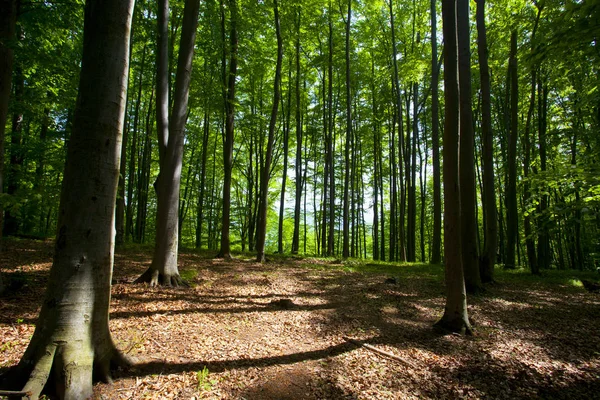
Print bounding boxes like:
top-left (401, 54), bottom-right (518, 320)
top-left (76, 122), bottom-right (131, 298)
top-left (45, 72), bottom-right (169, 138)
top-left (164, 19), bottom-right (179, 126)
top-left (0, 0), bottom-right (19, 294)
top-left (256, 0), bottom-right (283, 263)
top-left (505, 30), bottom-right (519, 269)
top-left (291, 7), bottom-right (303, 255)
top-left (342, 0), bottom-right (352, 259)
top-left (136, 0), bottom-right (200, 286)
top-left (476, 0), bottom-right (497, 282)
top-left (435, 0), bottom-right (472, 335)
top-left (9, 1), bottom-right (134, 396)
top-left (217, 0), bottom-right (238, 259)
top-left (430, 0), bottom-right (442, 264)
top-left (457, 0), bottom-right (482, 292)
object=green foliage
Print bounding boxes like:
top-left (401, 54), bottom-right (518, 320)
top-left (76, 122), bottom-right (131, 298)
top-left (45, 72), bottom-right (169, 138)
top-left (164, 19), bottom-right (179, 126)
top-left (196, 366), bottom-right (217, 392)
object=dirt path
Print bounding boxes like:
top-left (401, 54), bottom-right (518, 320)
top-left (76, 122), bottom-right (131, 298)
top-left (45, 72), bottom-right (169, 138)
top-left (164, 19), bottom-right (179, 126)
top-left (1, 240), bottom-right (599, 399)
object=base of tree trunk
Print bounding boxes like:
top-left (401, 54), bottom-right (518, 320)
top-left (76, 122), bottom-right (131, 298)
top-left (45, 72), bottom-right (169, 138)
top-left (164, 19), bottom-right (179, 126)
top-left (134, 267), bottom-right (186, 287)
top-left (465, 282), bottom-right (486, 295)
top-left (214, 251), bottom-right (233, 261)
top-left (1, 336), bottom-right (131, 399)
top-left (434, 315), bottom-right (473, 336)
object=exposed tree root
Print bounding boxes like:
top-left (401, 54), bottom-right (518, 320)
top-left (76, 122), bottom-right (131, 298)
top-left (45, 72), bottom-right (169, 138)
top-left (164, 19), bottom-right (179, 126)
top-left (134, 267), bottom-right (188, 287)
top-left (11, 340), bottom-right (133, 399)
top-left (434, 316), bottom-right (474, 336)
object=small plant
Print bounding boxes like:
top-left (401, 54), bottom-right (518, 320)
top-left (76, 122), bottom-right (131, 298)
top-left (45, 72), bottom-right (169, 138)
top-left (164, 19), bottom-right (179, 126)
top-left (196, 366), bottom-right (217, 392)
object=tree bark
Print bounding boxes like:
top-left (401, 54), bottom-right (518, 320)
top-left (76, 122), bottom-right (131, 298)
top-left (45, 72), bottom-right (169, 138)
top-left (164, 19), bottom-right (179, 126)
top-left (457, 0), bottom-right (482, 292)
top-left (291, 8), bottom-right (303, 255)
top-left (476, 0), bottom-right (497, 282)
top-left (217, 0), bottom-right (238, 259)
top-left (505, 30), bottom-right (519, 269)
top-left (435, 0), bottom-right (472, 335)
top-left (256, 0), bottom-right (283, 263)
top-left (430, 0), bottom-right (442, 265)
top-left (136, 0), bottom-right (200, 286)
top-left (342, 0), bottom-right (352, 259)
top-left (9, 2), bottom-right (134, 397)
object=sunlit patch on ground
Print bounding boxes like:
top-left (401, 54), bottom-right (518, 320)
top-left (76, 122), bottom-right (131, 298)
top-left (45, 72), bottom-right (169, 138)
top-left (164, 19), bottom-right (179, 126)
top-left (1, 239), bottom-right (599, 399)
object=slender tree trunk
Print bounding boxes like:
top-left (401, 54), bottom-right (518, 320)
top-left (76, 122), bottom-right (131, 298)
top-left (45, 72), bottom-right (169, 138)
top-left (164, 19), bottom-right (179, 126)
top-left (341, 0), bottom-right (352, 259)
top-left (457, 0), bottom-right (482, 292)
top-left (278, 63), bottom-right (292, 254)
top-left (430, 0), bottom-right (442, 265)
top-left (435, 0), bottom-right (472, 335)
top-left (217, 0), bottom-right (238, 259)
top-left (256, 0), bottom-right (283, 262)
top-left (476, 0), bottom-right (497, 282)
top-left (505, 30), bottom-right (519, 269)
top-left (291, 8), bottom-right (303, 254)
top-left (327, 1), bottom-right (335, 256)
top-left (126, 44), bottom-right (148, 243)
top-left (10, 2), bottom-right (134, 397)
top-left (196, 106), bottom-right (211, 249)
top-left (537, 79), bottom-right (550, 269)
top-left (4, 62), bottom-right (24, 236)
top-left (136, 0), bottom-right (200, 286)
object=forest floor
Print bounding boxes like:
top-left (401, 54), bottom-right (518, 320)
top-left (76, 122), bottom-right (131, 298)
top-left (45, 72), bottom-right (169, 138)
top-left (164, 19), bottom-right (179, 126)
top-left (1, 238), bottom-right (600, 399)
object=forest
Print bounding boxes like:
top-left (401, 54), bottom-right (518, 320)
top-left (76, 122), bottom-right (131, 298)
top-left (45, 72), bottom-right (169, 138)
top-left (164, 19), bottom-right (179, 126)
top-left (0, 0), bottom-right (599, 398)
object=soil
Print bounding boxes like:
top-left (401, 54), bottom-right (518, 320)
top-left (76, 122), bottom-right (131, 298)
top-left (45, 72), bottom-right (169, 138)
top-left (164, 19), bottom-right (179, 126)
top-left (1, 239), bottom-right (599, 399)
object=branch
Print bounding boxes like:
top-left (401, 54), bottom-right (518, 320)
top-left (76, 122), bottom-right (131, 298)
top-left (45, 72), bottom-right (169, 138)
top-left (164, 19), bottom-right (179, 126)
top-left (343, 337), bottom-right (417, 369)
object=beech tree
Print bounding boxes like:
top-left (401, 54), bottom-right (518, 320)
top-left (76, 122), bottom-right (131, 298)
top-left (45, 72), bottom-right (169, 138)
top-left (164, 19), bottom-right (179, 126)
top-left (0, 0), bottom-right (19, 295)
top-left (435, 0), bottom-right (472, 335)
top-left (135, 0), bottom-right (200, 286)
top-left (6, 0), bottom-right (134, 397)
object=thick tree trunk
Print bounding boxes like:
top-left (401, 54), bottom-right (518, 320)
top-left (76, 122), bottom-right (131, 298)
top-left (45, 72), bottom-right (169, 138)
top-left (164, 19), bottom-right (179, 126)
top-left (435, 0), bottom-right (472, 335)
top-left (217, 0), bottom-right (238, 259)
top-left (256, 0), bottom-right (282, 263)
top-left (8, 2), bottom-right (134, 397)
top-left (476, 0), bottom-right (497, 282)
top-left (457, 0), bottom-right (482, 293)
top-left (505, 30), bottom-right (519, 269)
top-left (430, 0), bottom-right (442, 265)
top-left (0, 0), bottom-right (18, 262)
top-left (137, 0), bottom-right (200, 286)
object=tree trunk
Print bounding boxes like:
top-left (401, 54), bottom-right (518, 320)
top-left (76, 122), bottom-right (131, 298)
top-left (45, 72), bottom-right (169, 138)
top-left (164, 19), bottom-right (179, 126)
top-left (435, 0), bottom-right (472, 335)
top-left (0, 0), bottom-right (18, 268)
top-left (9, 2), bottom-right (134, 397)
top-left (256, 0), bottom-right (283, 263)
top-left (457, 0), bottom-right (482, 293)
top-left (341, 0), bottom-right (352, 259)
top-left (291, 8), bottom-right (303, 254)
top-left (476, 0), bottom-right (497, 282)
top-left (505, 30), bottom-right (519, 269)
top-left (217, 0), bottom-right (238, 259)
top-left (136, 0), bottom-right (200, 286)
top-left (327, 0), bottom-right (335, 256)
top-left (196, 107), bottom-right (210, 249)
top-left (278, 62), bottom-right (292, 254)
top-left (4, 62), bottom-right (24, 237)
top-left (430, 0), bottom-right (442, 265)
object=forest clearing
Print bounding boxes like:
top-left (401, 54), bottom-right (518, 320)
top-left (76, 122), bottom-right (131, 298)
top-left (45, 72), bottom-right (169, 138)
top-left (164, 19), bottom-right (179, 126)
top-left (1, 238), bottom-right (599, 399)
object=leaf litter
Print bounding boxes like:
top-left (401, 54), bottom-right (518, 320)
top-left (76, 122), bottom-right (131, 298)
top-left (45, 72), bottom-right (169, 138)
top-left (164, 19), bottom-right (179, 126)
top-left (0, 239), bottom-right (599, 399)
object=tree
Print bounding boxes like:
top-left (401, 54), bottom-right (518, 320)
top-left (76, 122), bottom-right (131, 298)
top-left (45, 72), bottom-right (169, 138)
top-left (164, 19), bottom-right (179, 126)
top-left (505, 30), bottom-right (519, 269)
top-left (457, 0), bottom-right (482, 292)
top-left (0, 0), bottom-right (19, 295)
top-left (476, 0), bottom-right (497, 283)
top-left (7, 1), bottom-right (134, 397)
top-left (291, 6), bottom-right (303, 255)
top-left (217, 0), bottom-right (238, 260)
top-left (135, 0), bottom-right (200, 286)
top-left (430, 0), bottom-right (441, 265)
top-left (256, 0), bottom-right (283, 263)
top-left (435, 0), bottom-right (472, 335)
